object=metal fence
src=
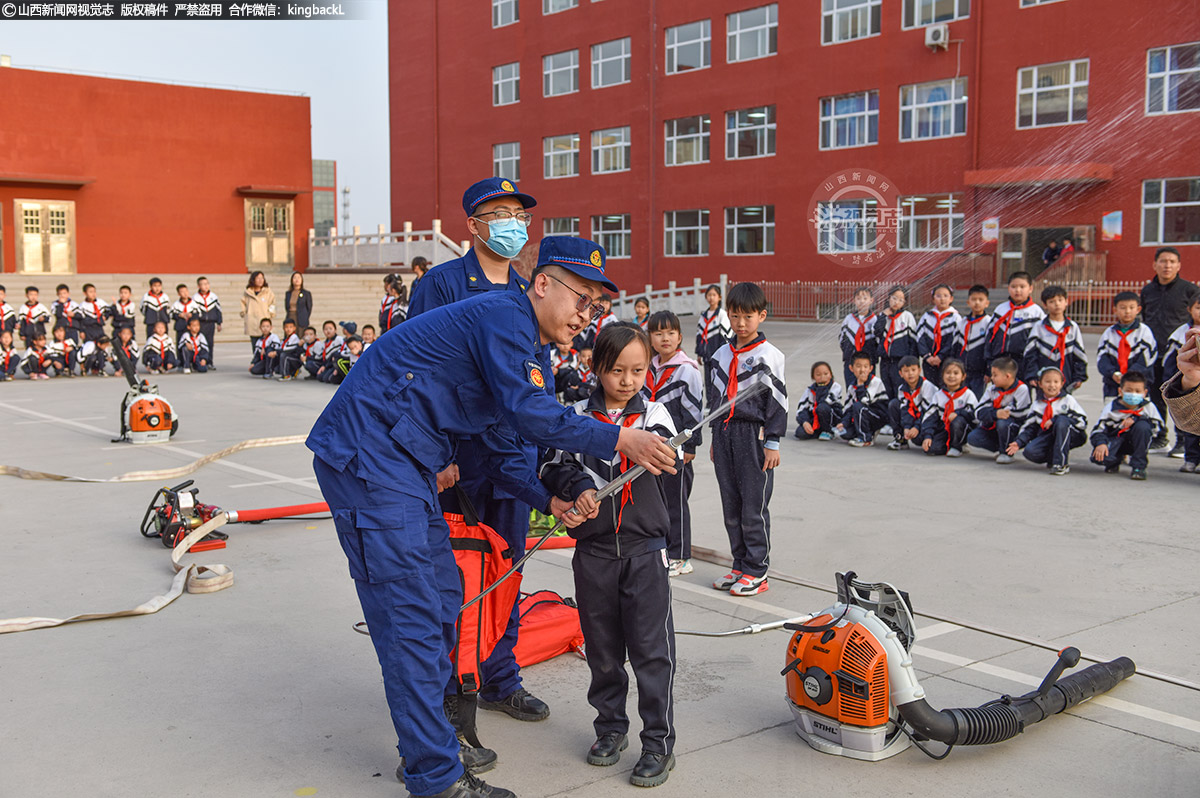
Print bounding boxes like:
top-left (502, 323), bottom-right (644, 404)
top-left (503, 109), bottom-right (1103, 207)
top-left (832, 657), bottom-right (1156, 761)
top-left (611, 275), bottom-right (728, 318)
top-left (308, 221), bottom-right (467, 270)
top-left (1053, 281), bottom-right (1144, 328)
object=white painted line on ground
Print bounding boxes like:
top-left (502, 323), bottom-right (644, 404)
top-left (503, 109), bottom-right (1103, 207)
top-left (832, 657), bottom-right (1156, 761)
top-left (14, 415), bottom-right (104, 426)
top-left (99, 439), bottom-right (208, 451)
top-left (915, 621), bottom-right (963, 640)
top-left (229, 476), bottom-right (318, 489)
top-left (671, 575), bottom-right (818, 620)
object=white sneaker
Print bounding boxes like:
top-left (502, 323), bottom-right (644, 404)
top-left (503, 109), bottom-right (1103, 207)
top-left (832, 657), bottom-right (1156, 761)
top-left (947, 448), bottom-right (964, 458)
top-left (713, 570), bottom-right (742, 590)
top-left (729, 574), bottom-right (769, 596)
top-left (667, 559), bottom-right (694, 577)
top-left (879, 425), bottom-right (894, 436)
top-left (995, 453), bottom-right (1015, 464)
top-left (183, 368), bottom-right (191, 374)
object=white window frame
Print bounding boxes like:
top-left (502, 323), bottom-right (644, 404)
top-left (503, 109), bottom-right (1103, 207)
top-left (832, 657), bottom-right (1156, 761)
top-left (901, 0), bottom-right (969, 28)
top-left (724, 205), bottom-right (775, 256)
top-left (544, 217), bottom-right (580, 237)
top-left (897, 194), bottom-right (964, 251)
top-left (664, 115), bottom-right (711, 166)
top-left (1141, 177), bottom-right (1200, 246)
top-left (899, 78), bottom-right (968, 140)
top-left (727, 4), bottom-right (778, 63)
top-left (819, 90), bottom-right (879, 150)
top-left (816, 199), bottom-right (878, 253)
top-left (492, 0), bottom-right (518, 28)
top-left (726, 105), bottom-right (776, 160)
top-left (591, 127), bottom-right (632, 174)
top-left (492, 62), bottom-right (520, 107)
top-left (543, 49), bottom-right (579, 97)
top-left (591, 37), bottom-right (632, 89)
top-left (1017, 59), bottom-right (1089, 129)
top-left (822, 0), bottom-right (882, 46)
top-left (543, 0), bottom-right (577, 14)
top-left (543, 134), bottom-right (580, 179)
top-left (591, 214), bottom-right (632, 258)
top-left (1146, 42), bottom-right (1200, 116)
top-left (666, 19), bottom-right (711, 75)
top-left (664, 209), bottom-right (710, 257)
top-left (492, 142), bottom-right (521, 182)
top-left (1020, 0), bottom-right (1068, 6)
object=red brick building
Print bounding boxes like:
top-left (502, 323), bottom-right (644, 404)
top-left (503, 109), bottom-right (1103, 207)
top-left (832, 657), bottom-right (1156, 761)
top-left (389, 0), bottom-right (1200, 288)
top-left (0, 66), bottom-right (313, 276)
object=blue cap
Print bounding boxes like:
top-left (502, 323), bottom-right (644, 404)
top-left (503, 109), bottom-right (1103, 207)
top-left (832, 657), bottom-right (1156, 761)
top-left (537, 236), bottom-right (619, 294)
top-left (462, 177), bottom-right (537, 215)
top-left (339, 321), bottom-right (357, 335)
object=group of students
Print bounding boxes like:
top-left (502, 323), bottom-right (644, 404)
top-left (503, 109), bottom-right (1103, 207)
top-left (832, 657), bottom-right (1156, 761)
top-left (795, 266), bottom-right (1200, 478)
top-left (248, 317), bottom-right (378, 384)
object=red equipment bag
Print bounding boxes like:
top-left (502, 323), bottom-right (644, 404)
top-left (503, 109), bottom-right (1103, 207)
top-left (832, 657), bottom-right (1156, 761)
top-left (513, 590), bottom-right (585, 667)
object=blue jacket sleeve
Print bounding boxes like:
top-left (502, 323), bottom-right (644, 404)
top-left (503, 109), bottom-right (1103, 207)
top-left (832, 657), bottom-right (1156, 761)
top-left (475, 423), bottom-right (554, 513)
top-left (407, 272), bottom-right (451, 318)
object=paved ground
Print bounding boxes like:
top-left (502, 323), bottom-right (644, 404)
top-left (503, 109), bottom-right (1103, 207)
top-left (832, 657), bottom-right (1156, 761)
top-left (2, 324), bottom-right (1198, 798)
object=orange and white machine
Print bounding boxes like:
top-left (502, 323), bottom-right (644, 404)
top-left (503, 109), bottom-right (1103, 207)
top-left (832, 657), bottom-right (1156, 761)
top-left (113, 344), bottom-right (178, 444)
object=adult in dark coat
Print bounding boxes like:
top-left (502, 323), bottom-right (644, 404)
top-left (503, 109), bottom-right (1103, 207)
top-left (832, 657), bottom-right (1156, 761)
top-left (284, 271), bottom-right (313, 329)
top-left (1140, 246), bottom-right (1200, 451)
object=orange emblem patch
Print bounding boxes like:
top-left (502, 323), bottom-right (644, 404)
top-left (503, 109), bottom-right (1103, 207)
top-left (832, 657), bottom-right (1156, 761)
top-left (530, 366), bottom-right (546, 388)
top-left (590, 250), bottom-right (602, 268)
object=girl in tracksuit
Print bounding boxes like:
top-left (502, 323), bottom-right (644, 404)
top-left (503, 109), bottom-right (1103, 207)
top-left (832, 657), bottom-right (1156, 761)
top-left (873, 286), bottom-right (918, 398)
top-left (794, 361), bottom-right (844, 441)
top-left (540, 322), bottom-right (680, 788)
top-left (695, 284), bottom-right (732, 408)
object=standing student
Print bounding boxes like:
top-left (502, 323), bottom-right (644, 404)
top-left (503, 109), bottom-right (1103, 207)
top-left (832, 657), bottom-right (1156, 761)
top-left (1007, 366), bottom-right (1088, 475)
top-left (77, 284), bottom-right (111, 344)
top-left (838, 287), bottom-right (877, 386)
top-left (695, 284), bottom-right (732, 403)
top-left (1089, 372), bottom-right (1163, 481)
top-left (195, 277), bottom-right (223, 367)
top-left (886, 355), bottom-right (939, 450)
top-left (918, 359), bottom-right (976, 457)
top-left (379, 277), bottom-right (407, 333)
top-left (178, 317), bottom-right (211, 374)
top-left (140, 278), bottom-right (171, 341)
top-left (1097, 291), bottom-right (1158, 399)
top-left (969, 356), bottom-right (1032, 464)
top-left (708, 282), bottom-right (787, 597)
top-left (838, 351), bottom-right (889, 447)
top-left (284, 271), bottom-right (313, 330)
top-left (1162, 295), bottom-right (1200, 471)
top-left (0, 285), bottom-right (15, 337)
top-left (985, 271), bottom-right (1045, 378)
top-left (241, 271), bottom-right (276, 352)
top-left (18, 287), bottom-right (50, 348)
top-left (50, 284), bottom-right (81, 344)
top-left (410, 255), bottom-right (429, 295)
top-left (957, 285), bottom-right (993, 397)
top-left (577, 294), bottom-right (619, 350)
top-left (170, 283), bottom-right (201, 348)
top-left (540, 323), bottom-right (680, 788)
top-left (794, 361), bottom-right (844, 442)
top-left (1023, 285), bottom-right (1088, 390)
top-left (111, 285), bottom-right (138, 341)
top-left (916, 284), bottom-right (962, 384)
top-left (633, 297), bottom-right (651, 330)
top-left (874, 286), bottom-right (917, 397)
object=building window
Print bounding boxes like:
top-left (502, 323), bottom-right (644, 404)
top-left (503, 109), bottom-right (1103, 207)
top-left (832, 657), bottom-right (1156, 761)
top-left (493, 142), bottom-right (521, 182)
top-left (592, 126), bottom-right (632, 174)
top-left (898, 194), bottom-right (964, 251)
top-left (1147, 42), bottom-right (1200, 115)
top-left (665, 209), bottom-right (709, 256)
top-left (820, 90), bottom-right (879, 149)
top-left (1020, 0), bottom-right (1067, 6)
top-left (666, 19), bottom-right (711, 74)
top-left (1142, 178), bottom-right (1200, 245)
top-left (493, 0), bottom-right (518, 27)
top-left (312, 159), bottom-right (336, 188)
top-left (543, 50), bottom-right (579, 97)
top-left (592, 214), bottom-right (632, 258)
top-left (822, 0), bottom-right (881, 45)
top-left (664, 115), bottom-right (710, 166)
top-left (1018, 60), bottom-right (1088, 128)
top-left (493, 62), bottom-right (520, 106)
top-left (592, 37), bottom-right (632, 89)
top-left (902, 0), bottom-right (969, 28)
top-left (544, 217), bottom-right (580, 237)
top-left (725, 206), bottom-right (775, 255)
top-left (900, 78), bottom-right (967, 140)
top-left (727, 4), bottom-right (777, 63)
top-left (817, 199), bottom-right (878, 253)
top-left (544, 134), bottom-right (580, 178)
top-left (543, 0), bottom-right (576, 13)
top-left (726, 105), bottom-right (776, 159)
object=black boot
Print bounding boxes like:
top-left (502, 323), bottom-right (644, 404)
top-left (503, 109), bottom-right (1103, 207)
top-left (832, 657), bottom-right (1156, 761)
top-left (397, 741), bottom-right (498, 785)
top-left (477, 688), bottom-right (550, 721)
top-left (630, 752), bottom-right (675, 788)
top-left (586, 731), bottom-right (628, 766)
top-left (409, 770), bottom-right (516, 798)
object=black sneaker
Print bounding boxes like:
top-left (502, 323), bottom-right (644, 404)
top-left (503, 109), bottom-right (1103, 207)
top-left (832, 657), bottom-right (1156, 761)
top-left (1131, 469), bottom-right (1147, 481)
top-left (630, 751), bottom-right (675, 788)
top-left (1104, 464), bottom-right (1120, 474)
top-left (1150, 435), bottom-right (1170, 451)
top-left (1168, 442), bottom-right (1186, 458)
top-left (396, 741), bottom-right (498, 784)
top-left (403, 769), bottom-right (516, 798)
top-left (478, 688), bottom-right (550, 721)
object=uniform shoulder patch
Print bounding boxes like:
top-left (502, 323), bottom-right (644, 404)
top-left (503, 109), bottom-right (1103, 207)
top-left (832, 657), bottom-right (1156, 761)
top-left (527, 360), bottom-right (546, 389)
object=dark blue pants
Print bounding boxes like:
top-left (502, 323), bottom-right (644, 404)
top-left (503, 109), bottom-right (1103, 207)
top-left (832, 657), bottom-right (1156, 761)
top-left (1023, 416), bottom-right (1086, 467)
top-left (1095, 419), bottom-right (1154, 471)
top-left (1183, 432), bottom-right (1200, 465)
top-left (313, 455), bottom-right (463, 797)
top-left (199, 322), bottom-right (218, 364)
top-left (968, 419), bottom-right (1018, 452)
top-left (249, 355), bottom-right (276, 375)
top-left (144, 350), bottom-right (177, 370)
top-left (662, 460), bottom-right (694, 560)
top-left (886, 397), bottom-right (921, 438)
top-left (965, 371), bottom-right (987, 399)
top-left (712, 420), bottom-right (772, 578)
top-left (923, 415), bottom-right (969, 455)
top-left (878, 357), bottom-right (902, 398)
top-left (840, 401), bottom-right (886, 443)
top-left (181, 348), bottom-right (209, 372)
top-left (795, 403), bottom-right (837, 439)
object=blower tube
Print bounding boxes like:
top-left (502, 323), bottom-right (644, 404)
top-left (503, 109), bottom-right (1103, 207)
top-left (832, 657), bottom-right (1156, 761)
top-left (897, 653), bottom-right (1136, 746)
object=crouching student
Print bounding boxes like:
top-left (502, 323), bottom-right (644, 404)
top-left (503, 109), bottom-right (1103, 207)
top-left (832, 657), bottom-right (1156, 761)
top-left (1090, 372), bottom-right (1164, 481)
top-left (277, 318), bottom-right (302, 380)
top-left (143, 320), bottom-right (178, 373)
top-left (47, 326), bottom-right (78, 377)
top-left (794, 361), bottom-right (844, 441)
top-left (299, 327), bottom-right (324, 380)
top-left (80, 335), bottom-right (114, 376)
top-left (538, 323), bottom-right (680, 788)
top-left (563, 346), bottom-right (596, 403)
top-left (886, 355), bottom-right (939, 450)
top-left (838, 351), bottom-right (887, 447)
top-left (115, 327), bottom-right (139, 374)
top-left (21, 333), bottom-right (52, 379)
top-left (325, 335), bottom-right (363, 384)
top-left (0, 330), bottom-right (21, 380)
top-left (1007, 366), bottom-right (1088, 475)
top-left (178, 317), bottom-right (211, 373)
top-left (551, 340), bottom-right (580, 396)
top-left (968, 355), bottom-right (1032, 464)
top-left (919, 359), bottom-right (976, 457)
top-left (249, 318), bottom-right (281, 377)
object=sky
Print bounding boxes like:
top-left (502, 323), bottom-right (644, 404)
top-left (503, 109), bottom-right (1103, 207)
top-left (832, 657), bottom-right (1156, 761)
top-left (4, 7), bottom-right (392, 229)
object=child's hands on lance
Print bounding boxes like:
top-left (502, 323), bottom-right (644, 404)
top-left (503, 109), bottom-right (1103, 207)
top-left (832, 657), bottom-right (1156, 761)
top-left (564, 489), bottom-right (600, 529)
top-left (762, 448), bottom-right (780, 471)
top-left (1092, 444), bottom-right (1109, 462)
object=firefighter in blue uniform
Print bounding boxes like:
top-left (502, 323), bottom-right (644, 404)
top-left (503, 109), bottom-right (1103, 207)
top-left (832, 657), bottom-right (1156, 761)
top-left (307, 236), bottom-right (678, 798)
top-left (408, 178), bottom-right (554, 732)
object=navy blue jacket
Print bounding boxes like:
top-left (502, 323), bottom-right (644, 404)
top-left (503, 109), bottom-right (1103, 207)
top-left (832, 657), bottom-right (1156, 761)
top-left (407, 249), bottom-right (529, 316)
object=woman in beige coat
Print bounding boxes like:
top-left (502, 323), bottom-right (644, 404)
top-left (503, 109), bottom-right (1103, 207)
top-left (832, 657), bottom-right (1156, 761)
top-left (240, 271), bottom-right (276, 350)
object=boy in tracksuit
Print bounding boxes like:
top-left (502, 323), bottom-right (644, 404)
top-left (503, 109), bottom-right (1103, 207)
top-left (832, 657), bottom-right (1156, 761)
top-left (18, 287), bottom-right (51, 348)
top-left (1023, 285), bottom-right (1088, 391)
top-left (143, 321), bottom-right (178, 373)
top-left (695, 284), bottom-right (732, 406)
top-left (838, 287), bottom-right (877, 386)
top-left (0, 285), bottom-right (15, 337)
top-left (985, 271), bottom-right (1045, 379)
top-left (1089, 372), bottom-right (1164, 481)
top-left (794, 361), bottom-right (844, 441)
top-left (171, 284), bottom-right (201, 348)
top-left (77, 284), bottom-right (111, 344)
top-left (1008, 366), bottom-right (1088, 475)
top-left (195, 277), bottom-right (223, 367)
top-left (250, 318), bottom-right (281, 377)
top-left (50, 284), bottom-right (81, 344)
top-left (327, 335), bottom-right (363, 384)
top-left (563, 346), bottom-right (596, 403)
top-left (21, 333), bottom-right (53, 379)
top-left (81, 335), bottom-right (115, 376)
top-left (839, 351), bottom-right (888, 447)
top-left (957, 284), bottom-right (993, 397)
top-left (1162, 295), bottom-right (1200, 472)
top-left (178, 317), bottom-right (211, 373)
top-left (0, 330), bottom-right (21, 380)
top-left (918, 358), bottom-right (976, 457)
top-left (300, 327), bottom-right (325, 379)
top-left (313, 320), bottom-right (343, 382)
top-left (708, 282), bottom-right (787, 597)
top-left (277, 318), bottom-right (302, 379)
top-left (915, 284), bottom-right (962, 385)
top-left (47, 326), bottom-right (78, 376)
top-left (969, 355), bottom-right (1032, 463)
top-left (140, 278), bottom-right (172, 340)
top-left (886, 355), bottom-right (940, 450)
top-left (1097, 291), bottom-right (1158, 399)
top-left (111, 285), bottom-right (138, 340)
top-left (114, 327), bottom-right (140, 374)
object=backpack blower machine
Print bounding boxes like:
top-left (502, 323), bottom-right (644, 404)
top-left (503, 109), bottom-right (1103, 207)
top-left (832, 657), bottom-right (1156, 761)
top-left (112, 343), bottom-right (177, 444)
top-left (782, 571), bottom-right (1136, 761)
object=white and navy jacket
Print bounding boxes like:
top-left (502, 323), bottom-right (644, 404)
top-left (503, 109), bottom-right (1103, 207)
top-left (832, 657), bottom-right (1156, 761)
top-left (171, 297), bottom-right (202, 335)
top-left (920, 386), bottom-right (978, 439)
top-left (956, 312), bottom-right (993, 375)
top-left (112, 299), bottom-right (138, 333)
top-left (642, 350), bottom-right (703, 453)
top-left (76, 297), bottom-right (111, 336)
top-left (985, 299), bottom-right (1045, 361)
top-left (195, 290), bottom-right (223, 325)
top-left (1089, 398), bottom-right (1165, 446)
top-left (916, 308), bottom-right (963, 363)
top-left (178, 331), bottom-right (210, 365)
top-left (844, 375), bottom-right (888, 409)
top-left (115, 337), bottom-right (140, 365)
top-left (252, 333), bottom-right (282, 363)
top-left (796, 381), bottom-right (845, 427)
top-left (141, 291), bottom-right (172, 328)
top-left (22, 345), bottom-right (53, 371)
top-left (18, 301), bottom-right (50, 340)
top-left (696, 307), bottom-right (733, 361)
top-left (144, 332), bottom-right (176, 363)
top-left (0, 343), bottom-right (21, 374)
top-left (551, 347), bottom-right (579, 373)
top-left (1162, 322), bottom-right (1193, 379)
top-left (0, 300), bottom-right (15, 334)
top-left (280, 331), bottom-right (301, 358)
top-left (47, 337), bottom-right (78, 363)
top-left (707, 333), bottom-right (788, 445)
top-left (379, 295), bottom-right (407, 332)
top-left (839, 312), bottom-right (878, 363)
top-left (540, 391), bottom-right (679, 559)
top-left (875, 310), bottom-right (918, 360)
top-left (1023, 317), bottom-right (1088, 386)
top-left (974, 381), bottom-right (1033, 430)
top-left (51, 298), bottom-right (80, 336)
top-left (301, 338), bottom-right (325, 363)
top-left (1016, 393), bottom-right (1088, 446)
top-left (1097, 323), bottom-right (1158, 389)
top-left (894, 377), bottom-right (941, 427)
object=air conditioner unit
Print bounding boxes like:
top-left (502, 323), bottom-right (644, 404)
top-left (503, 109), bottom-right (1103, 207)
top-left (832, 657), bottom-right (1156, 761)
top-left (925, 23), bottom-right (949, 50)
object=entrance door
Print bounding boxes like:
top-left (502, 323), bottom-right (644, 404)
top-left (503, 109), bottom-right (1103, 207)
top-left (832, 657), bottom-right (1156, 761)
top-left (16, 200), bottom-right (75, 273)
top-left (245, 199), bottom-right (294, 272)
top-left (999, 228), bottom-right (1026, 282)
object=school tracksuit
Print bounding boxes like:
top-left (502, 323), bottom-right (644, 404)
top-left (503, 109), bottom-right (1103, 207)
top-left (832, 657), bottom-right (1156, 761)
top-left (838, 312), bottom-right (877, 386)
top-left (563, 363), bottom-right (596, 404)
top-left (0, 344), bottom-right (20, 378)
top-left (794, 381), bottom-right (845, 440)
top-left (279, 332), bottom-right (302, 377)
top-left (178, 331), bottom-right (211, 372)
top-left (1090, 399), bottom-right (1165, 472)
top-left (840, 375), bottom-right (888, 443)
top-left (114, 340), bottom-right (140, 374)
top-left (301, 340), bottom-right (326, 378)
top-left (111, 300), bottom-right (138, 340)
top-left (143, 333), bottom-right (178, 371)
top-left (1097, 323), bottom-right (1158, 398)
top-left (1023, 317), bottom-right (1089, 388)
top-left (21, 345), bottom-right (53, 376)
top-left (919, 386), bottom-right (978, 455)
top-left (18, 302), bottom-right (50, 347)
top-left (47, 338), bottom-right (78, 375)
top-left (250, 333), bottom-right (281, 376)
top-left (696, 308), bottom-right (732, 407)
top-left (171, 298), bottom-right (202, 348)
top-left (874, 310), bottom-right (917, 397)
top-left (76, 298), bottom-right (111, 343)
top-left (379, 295), bottom-right (407, 333)
top-left (51, 299), bottom-right (81, 343)
top-left (195, 291), bottom-right (223, 365)
top-left (141, 292), bottom-right (172, 340)
top-left (969, 381), bottom-right (1033, 453)
top-left (80, 342), bottom-right (114, 375)
top-left (0, 301), bottom-right (15, 336)
top-left (707, 334), bottom-right (787, 579)
top-left (916, 308), bottom-right (962, 385)
top-left (1015, 393), bottom-right (1089, 468)
top-left (985, 299), bottom-right (1045, 379)
top-left (540, 391), bottom-right (679, 758)
top-left (956, 312), bottom-right (992, 397)
top-left (551, 348), bottom-right (580, 395)
top-left (1163, 323), bottom-right (1200, 464)
top-left (887, 378), bottom-right (941, 443)
top-left (643, 350), bottom-right (703, 561)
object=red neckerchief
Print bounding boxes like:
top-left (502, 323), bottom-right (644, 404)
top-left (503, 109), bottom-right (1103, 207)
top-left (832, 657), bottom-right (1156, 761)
top-left (118, 300), bottom-right (133, 317)
top-left (386, 297), bottom-right (401, 328)
top-left (304, 341), bottom-right (318, 358)
top-left (901, 380), bottom-right (923, 419)
top-left (148, 291), bottom-right (164, 306)
top-left (259, 337), bottom-right (270, 357)
top-left (809, 383), bottom-right (831, 430)
top-left (1044, 319), bottom-right (1070, 369)
top-left (931, 310), bottom-right (954, 354)
top-left (89, 300), bottom-right (103, 322)
top-left (34, 346), bottom-right (48, 368)
top-left (637, 316), bottom-right (648, 330)
top-left (589, 410), bottom-right (641, 533)
top-left (959, 314), bottom-right (986, 357)
top-left (157, 336), bottom-right (168, 358)
top-left (989, 299), bottom-right (1034, 350)
top-left (884, 313), bottom-right (900, 354)
top-left (941, 387), bottom-right (969, 435)
top-left (179, 299), bottom-right (194, 318)
top-left (121, 342), bottom-right (135, 360)
top-left (725, 338), bottom-right (767, 424)
top-left (2, 347), bottom-right (12, 371)
top-left (852, 375), bottom-right (875, 402)
top-left (700, 309), bottom-right (718, 343)
top-left (1113, 325), bottom-right (1135, 374)
top-left (24, 303), bottom-right (38, 324)
top-left (1116, 405), bottom-right (1143, 435)
top-left (57, 300), bottom-right (75, 327)
top-left (993, 381), bottom-right (1023, 409)
top-left (1041, 395), bottom-right (1062, 429)
top-left (851, 313), bottom-right (876, 351)
top-left (578, 364), bottom-right (593, 382)
top-left (647, 365), bottom-right (678, 401)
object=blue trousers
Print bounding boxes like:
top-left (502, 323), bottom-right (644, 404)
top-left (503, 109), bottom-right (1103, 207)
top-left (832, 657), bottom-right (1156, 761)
top-left (1094, 418), bottom-right (1154, 471)
top-left (313, 455), bottom-right (463, 797)
top-left (968, 418), bottom-right (1019, 452)
top-left (1023, 416), bottom-right (1086, 468)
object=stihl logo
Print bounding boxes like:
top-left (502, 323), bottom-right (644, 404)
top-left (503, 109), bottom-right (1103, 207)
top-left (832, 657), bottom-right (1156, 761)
top-left (813, 720), bottom-right (839, 736)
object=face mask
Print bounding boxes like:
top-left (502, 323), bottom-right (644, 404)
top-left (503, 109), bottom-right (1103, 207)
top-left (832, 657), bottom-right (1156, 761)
top-left (1122, 392), bottom-right (1145, 406)
top-left (478, 217), bottom-right (528, 259)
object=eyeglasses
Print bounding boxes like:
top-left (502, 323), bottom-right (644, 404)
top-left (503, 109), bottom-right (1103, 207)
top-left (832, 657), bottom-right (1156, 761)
top-left (548, 274), bottom-right (604, 320)
top-left (473, 209), bottom-right (533, 226)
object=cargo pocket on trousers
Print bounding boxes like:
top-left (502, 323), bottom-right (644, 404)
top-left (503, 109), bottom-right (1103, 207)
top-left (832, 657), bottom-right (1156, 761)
top-left (356, 502), bottom-right (434, 584)
top-left (333, 509), bottom-right (369, 583)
